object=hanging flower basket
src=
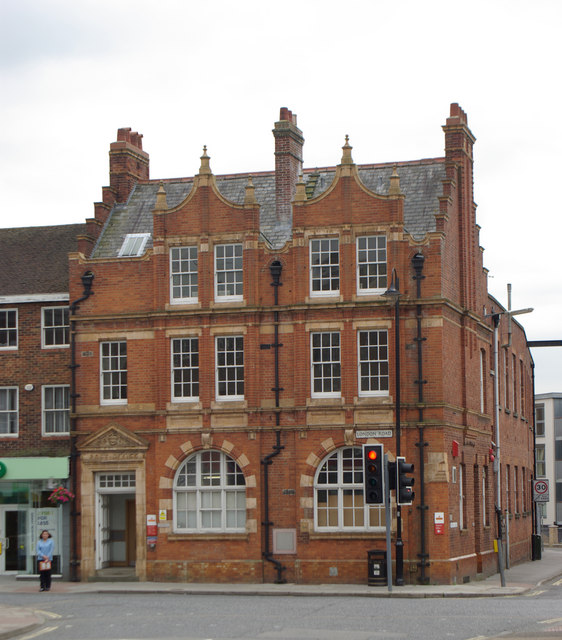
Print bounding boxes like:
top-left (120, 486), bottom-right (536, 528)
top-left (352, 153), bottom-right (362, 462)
top-left (47, 486), bottom-right (75, 505)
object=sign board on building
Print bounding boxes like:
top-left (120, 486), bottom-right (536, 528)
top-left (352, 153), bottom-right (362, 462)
top-left (356, 430), bottom-right (393, 439)
top-left (434, 512), bottom-right (445, 535)
top-left (533, 479), bottom-right (549, 502)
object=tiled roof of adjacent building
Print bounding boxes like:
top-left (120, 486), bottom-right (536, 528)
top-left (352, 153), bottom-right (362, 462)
top-left (0, 224), bottom-right (85, 295)
top-left (91, 158), bottom-right (446, 258)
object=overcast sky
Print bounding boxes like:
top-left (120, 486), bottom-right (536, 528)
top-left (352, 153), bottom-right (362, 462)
top-left (1, 0), bottom-right (560, 394)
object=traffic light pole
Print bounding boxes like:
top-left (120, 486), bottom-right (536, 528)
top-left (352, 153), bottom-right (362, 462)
top-left (384, 454), bottom-right (392, 593)
top-left (392, 287), bottom-right (404, 586)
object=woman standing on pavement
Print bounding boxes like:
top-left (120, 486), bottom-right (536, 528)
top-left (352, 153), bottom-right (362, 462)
top-left (36, 530), bottom-right (54, 592)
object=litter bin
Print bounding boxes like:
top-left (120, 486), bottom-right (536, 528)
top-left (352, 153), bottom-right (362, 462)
top-left (532, 534), bottom-right (542, 561)
top-left (367, 550), bottom-right (387, 586)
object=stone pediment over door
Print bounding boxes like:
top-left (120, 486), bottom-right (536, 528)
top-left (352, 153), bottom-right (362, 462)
top-left (78, 423), bottom-right (150, 459)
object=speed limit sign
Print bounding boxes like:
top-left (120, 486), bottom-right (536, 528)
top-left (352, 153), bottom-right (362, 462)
top-left (533, 479), bottom-right (549, 502)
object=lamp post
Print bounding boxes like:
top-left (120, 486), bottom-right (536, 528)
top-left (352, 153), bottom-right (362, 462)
top-left (383, 268), bottom-right (404, 585)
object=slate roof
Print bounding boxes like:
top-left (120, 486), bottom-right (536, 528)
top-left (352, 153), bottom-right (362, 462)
top-left (0, 224), bottom-right (85, 296)
top-left (90, 159), bottom-right (446, 258)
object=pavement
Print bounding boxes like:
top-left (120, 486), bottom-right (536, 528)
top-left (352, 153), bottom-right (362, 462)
top-left (2, 547), bottom-right (562, 639)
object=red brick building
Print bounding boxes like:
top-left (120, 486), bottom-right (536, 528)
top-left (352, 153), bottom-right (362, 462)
top-left (0, 224), bottom-right (85, 577)
top-left (68, 105), bottom-right (534, 585)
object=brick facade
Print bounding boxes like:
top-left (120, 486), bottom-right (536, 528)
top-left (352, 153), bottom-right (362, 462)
top-left (68, 105), bottom-right (534, 585)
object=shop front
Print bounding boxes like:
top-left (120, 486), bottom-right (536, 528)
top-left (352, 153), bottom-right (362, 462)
top-left (0, 457), bottom-right (69, 576)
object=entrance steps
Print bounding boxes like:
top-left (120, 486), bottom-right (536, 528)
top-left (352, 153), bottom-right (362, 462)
top-left (90, 567), bottom-right (138, 582)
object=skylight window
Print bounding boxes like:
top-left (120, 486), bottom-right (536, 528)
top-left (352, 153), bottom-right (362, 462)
top-left (118, 233), bottom-right (150, 257)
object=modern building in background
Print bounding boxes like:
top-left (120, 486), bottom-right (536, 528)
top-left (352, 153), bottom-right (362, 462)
top-left (534, 392), bottom-right (562, 542)
top-left (0, 224), bottom-right (85, 577)
top-left (65, 104), bottom-right (534, 585)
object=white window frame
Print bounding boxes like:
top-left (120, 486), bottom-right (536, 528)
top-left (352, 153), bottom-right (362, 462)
top-left (100, 341), bottom-right (127, 405)
top-left (173, 450), bottom-right (246, 533)
top-left (118, 233), bottom-right (150, 257)
top-left (535, 403), bottom-right (545, 436)
top-left (480, 349), bottom-right (486, 413)
top-left (42, 385), bottom-right (70, 435)
top-left (311, 331), bottom-right (341, 398)
top-left (356, 235), bottom-right (387, 295)
top-left (536, 444), bottom-right (546, 477)
top-left (504, 350), bottom-right (509, 410)
top-left (482, 466), bottom-right (488, 527)
top-left (314, 447), bottom-right (384, 532)
top-left (459, 464), bottom-right (466, 529)
top-left (214, 243), bottom-right (243, 301)
top-left (215, 336), bottom-right (244, 401)
top-left (96, 473), bottom-right (136, 491)
top-left (0, 387), bottom-right (18, 437)
top-left (171, 337), bottom-right (199, 402)
top-left (0, 309), bottom-right (17, 350)
top-left (357, 329), bottom-right (389, 397)
top-left (42, 306), bottom-right (70, 348)
top-left (170, 246), bottom-right (198, 304)
top-left (310, 238), bottom-right (340, 297)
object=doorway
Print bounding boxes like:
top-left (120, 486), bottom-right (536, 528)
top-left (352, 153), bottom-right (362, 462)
top-left (95, 472), bottom-right (136, 570)
top-left (0, 507), bottom-right (26, 573)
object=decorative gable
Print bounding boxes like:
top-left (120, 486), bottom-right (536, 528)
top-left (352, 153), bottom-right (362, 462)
top-left (78, 423), bottom-right (149, 453)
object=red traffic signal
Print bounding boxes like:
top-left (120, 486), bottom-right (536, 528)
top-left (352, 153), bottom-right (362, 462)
top-left (363, 444), bottom-right (384, 505)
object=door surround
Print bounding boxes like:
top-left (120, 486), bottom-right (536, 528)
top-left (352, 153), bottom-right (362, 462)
top-left (78, 423), bottom-right (149, 581)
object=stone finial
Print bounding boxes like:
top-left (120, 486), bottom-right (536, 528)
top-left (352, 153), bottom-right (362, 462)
top-left (244, 176), bottom-right (257, 206)
top-left (388, 165), bottom-right (402, 196)
top-left (154, 182), bottom-right (168, 212)
top-left (199, 145), bottom-right (212, 175)
top-left (294, 173), bottom-right (307, 202)
top-left (340, 135), bottom-right (354, 165)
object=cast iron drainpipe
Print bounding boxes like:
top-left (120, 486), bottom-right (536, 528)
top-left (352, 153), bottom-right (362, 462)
top-left (69, 271), bottom-right (94, 582)
top-left (261, 260), bottom-right (286, 583)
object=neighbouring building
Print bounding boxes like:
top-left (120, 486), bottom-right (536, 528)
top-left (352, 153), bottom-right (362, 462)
top-left (0, 224), bottom-right (85, 577)
top-left (534, 392), bottom-right (562, 544)
top-left (67, 105), bottom-right (534, 585)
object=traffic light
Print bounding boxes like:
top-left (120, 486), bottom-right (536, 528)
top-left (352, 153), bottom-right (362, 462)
top-left (363, 444), bottom-right (384, 504)
top-left (396, 456), bottom-right (415, 505)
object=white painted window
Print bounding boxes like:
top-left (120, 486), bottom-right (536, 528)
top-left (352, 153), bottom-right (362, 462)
top-left (356, 235), bottom-right (387, 294)
top-left (170, 246), bottom-right (198, 303)
top-left (97, 473), bottom-right (136, 490)
top-left (358, 330), bottom-right (389, 396)
top-left (215, 336), bottom-right (244, 400)
top-left (100, 341), bottom-right (127, 405)
top-left (311, 332), bottom-right (341, 397)
top-left (42, 385), bottom-right (70, 435)
top-left (174, 450), bottom-right (246, 532)
top-left (214, 243), bottom-right (243, 301)
top-left (536, 444), bottom-right (546, 477)
top-left (314, 447), bottom-right (385, 531)
top-left (459, 464), bottom-right (466, 529)
top-left (482, 467), bottom-right (488, 527)
top-left (480, 349), bottom-right (486, 413)
top-left (310, 238), bottom-right (339, 296)
top-left (118, 233), bottom-right (150, 257)
top-left (171, 337), bottom-right (199, 401)
top-left (0, 309), bottom-right (17, 349)
top-left (42, 307), bottom-right (69, 348)
top-left (535, 403), bottom-right (545, 436)
top-left (0, 387), bottom-right (18, 436)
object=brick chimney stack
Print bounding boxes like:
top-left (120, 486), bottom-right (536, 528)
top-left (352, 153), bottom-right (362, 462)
top-left (273, 108), bottom-right (304, 224)
top-left (109, 128), bottom-right (150, 203)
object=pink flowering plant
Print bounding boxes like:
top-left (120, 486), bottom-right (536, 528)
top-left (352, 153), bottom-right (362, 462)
top-left (47, 486), bottom-right (75, 505)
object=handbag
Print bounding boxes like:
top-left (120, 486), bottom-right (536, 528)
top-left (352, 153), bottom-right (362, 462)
top-left (39, 560), bottom-right (51, 571)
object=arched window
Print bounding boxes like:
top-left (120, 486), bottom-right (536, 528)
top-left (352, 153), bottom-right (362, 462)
top-left (314, 446), bottom-right (385, 531)
top-left (174, 450), bottom-right (246, 532)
